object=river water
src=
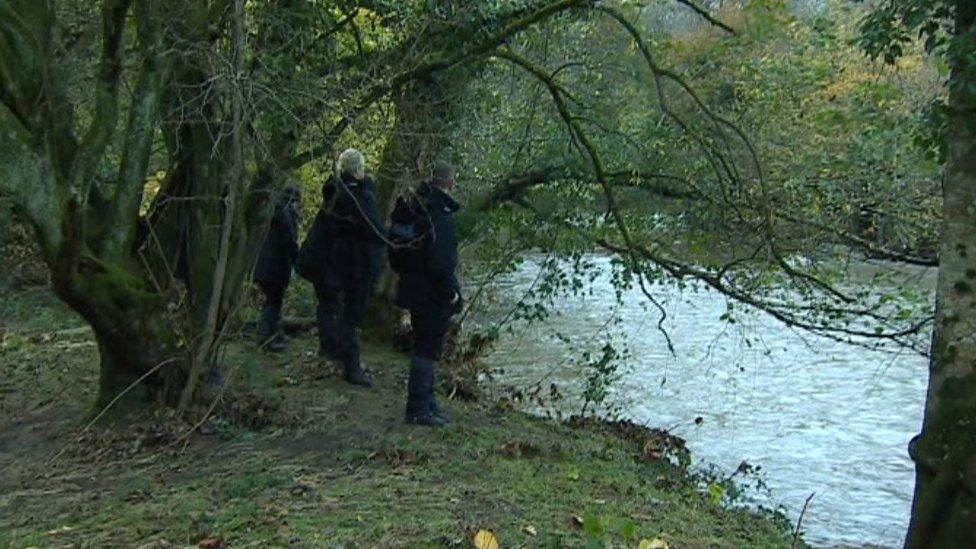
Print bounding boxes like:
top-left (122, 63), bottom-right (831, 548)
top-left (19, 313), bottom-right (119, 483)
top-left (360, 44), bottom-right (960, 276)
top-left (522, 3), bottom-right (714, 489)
top-left (477, 256), bottom-right (932, 548)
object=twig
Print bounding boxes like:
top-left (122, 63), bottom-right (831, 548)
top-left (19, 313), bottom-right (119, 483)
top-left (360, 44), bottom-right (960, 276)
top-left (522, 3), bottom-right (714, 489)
top-left (47, 357), bottom-right (180, 465)
top-left (675, 0), bottom-right (737, 35)
top-left (792, 492), bottom-right (815, 548)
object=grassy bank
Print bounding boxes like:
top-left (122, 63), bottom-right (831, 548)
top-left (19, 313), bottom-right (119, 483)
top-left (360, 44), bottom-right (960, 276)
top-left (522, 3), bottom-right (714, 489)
top-left (0, 286), bottom-right (792, 548)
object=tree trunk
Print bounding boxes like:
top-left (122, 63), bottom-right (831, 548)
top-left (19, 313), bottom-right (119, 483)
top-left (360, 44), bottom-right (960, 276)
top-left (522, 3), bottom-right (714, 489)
top-left (93, 331), bottom-right (179, 416)
top-left (904, 3), bottom-right (976, 546)
top-left (50, 260), bottom-right (184, 414)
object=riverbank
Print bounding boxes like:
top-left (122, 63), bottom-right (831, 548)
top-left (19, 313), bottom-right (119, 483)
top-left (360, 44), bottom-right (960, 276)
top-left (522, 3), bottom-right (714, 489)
top-left (1, 286), bottom-right (792, 547)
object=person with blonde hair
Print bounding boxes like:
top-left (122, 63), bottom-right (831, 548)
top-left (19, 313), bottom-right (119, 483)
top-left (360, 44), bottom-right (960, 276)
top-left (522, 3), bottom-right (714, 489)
top-left (298, 147), bottom-right (385, 386)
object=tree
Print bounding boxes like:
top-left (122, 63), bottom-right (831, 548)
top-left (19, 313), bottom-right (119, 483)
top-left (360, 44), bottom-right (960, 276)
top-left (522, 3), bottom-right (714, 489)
top-left (0, 0), bottom-right (190, 411)
top-left (0, 0), bottom-right (615, 414)
top-left (861, 0), bottom-right (976, 545)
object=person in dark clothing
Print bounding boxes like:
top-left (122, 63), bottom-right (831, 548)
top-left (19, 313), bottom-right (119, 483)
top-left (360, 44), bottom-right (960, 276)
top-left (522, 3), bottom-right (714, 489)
top-left (316, 148), bottom-right (385, 386)
top-left (253, 186), bottom-right (302, 352)
top-left (391, 161), bottom-right (462, 427)
top-left (295, 180), bottom-right (341, 358)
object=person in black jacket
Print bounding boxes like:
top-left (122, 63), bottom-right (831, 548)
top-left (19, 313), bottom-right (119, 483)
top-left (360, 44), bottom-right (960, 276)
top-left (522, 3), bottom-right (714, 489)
top-left (392, 161), bottom-right (462, 427)
top-left (319, 148), bottom-right (385, 386)
top-left (295, 179), bottom-right (340, 358)
top-left (253, 186), bottom-right (302, 352)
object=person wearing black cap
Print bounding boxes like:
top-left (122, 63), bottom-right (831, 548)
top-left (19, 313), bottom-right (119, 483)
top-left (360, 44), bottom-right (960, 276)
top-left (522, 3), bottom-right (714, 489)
top-left (390, 161), bottom-right (462, 426)
top-left (253, 185), bottom-right (302, 352)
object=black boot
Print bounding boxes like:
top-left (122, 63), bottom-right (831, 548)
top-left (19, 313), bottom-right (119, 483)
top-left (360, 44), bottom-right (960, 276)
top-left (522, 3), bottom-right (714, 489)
top-left (342, 361), bottom-right (374, 387)
top-left (258, 304), bottom-right (286, 353)
top-left (266, 333), bottom-right (286, 353)
top-left (427, 369), bottom-right (451, 423)
top-left (337, 324), bottom-right (372, 387)
top-left (316, 305), bottom-right (340, 360)
top-left (406, 357), bottom-right (446, 427)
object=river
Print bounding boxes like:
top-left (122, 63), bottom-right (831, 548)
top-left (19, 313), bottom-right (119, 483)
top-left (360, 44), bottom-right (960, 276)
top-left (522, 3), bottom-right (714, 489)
top-left (477, 255), bottom-right (932, 548)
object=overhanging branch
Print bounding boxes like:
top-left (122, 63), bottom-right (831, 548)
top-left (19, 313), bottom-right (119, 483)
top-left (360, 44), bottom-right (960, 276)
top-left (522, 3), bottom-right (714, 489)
top-left (286, 0), bottom-right (596, 170)
top-left (675, 0), bottom-right (737, 35)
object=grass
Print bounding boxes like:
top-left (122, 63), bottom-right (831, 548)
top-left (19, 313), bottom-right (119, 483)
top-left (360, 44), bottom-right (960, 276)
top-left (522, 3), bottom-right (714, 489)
top-left (0, 285), bottom-right (793, 548)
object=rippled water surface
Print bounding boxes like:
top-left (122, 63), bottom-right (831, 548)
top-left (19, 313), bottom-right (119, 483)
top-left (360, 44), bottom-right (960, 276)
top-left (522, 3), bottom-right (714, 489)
top-left (478, 256), bottom-right (931, 547)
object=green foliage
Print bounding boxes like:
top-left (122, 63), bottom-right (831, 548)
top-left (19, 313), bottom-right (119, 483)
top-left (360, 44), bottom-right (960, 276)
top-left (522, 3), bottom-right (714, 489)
top-left (580, 341), bottom-right (626, 415)
top-left (856, 0), bottom-right (959, 160)
top-left (858, 0), bottom-right (954, 63)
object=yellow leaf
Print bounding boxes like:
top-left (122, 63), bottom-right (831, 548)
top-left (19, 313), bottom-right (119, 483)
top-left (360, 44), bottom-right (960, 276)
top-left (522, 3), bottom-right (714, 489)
top-left (638, 538), bottom-right (668, 549)
top-left (474, 529), bottom-right (500, 549)
top-left (44, 526), bottom-right (74, 537)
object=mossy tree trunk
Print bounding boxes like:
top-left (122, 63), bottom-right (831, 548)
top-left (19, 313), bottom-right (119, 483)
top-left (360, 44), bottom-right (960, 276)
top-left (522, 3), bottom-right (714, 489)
top-left (0, 0), bottom-right (180, 411)
top-left (905, 2), bottom-right (976, 546)
top-left (0, 0), bottom-right (271, 414)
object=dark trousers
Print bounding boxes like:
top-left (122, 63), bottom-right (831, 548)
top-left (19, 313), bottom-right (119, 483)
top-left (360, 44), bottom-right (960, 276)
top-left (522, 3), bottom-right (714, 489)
top-left (257, 281), bottom-right (286, 341)
top-left (406, 307), bottom-right (451, 416)
top-left (410, 308), bottom-right (451, 360)
top-left (315, 279), bottom-right (372, 366)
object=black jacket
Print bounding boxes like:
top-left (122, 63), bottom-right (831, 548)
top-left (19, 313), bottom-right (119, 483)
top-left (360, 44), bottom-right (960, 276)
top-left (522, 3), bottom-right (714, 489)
top-left (329, 174), bottom-right (386, 289)
top-left (254, 186), bottom-right (301, 290)
top-left (295, 182), bottom-right (336, 283)
top-left (297, 174), bottom-right (386, 290)
top-left (395, 182), bottom-right (460, 313)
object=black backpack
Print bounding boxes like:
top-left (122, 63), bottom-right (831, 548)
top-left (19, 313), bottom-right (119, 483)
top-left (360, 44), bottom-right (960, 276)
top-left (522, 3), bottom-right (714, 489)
top-left (387, 195), bottom-right (431, 274)
top-left (294, 182), bottom-right (339, 282)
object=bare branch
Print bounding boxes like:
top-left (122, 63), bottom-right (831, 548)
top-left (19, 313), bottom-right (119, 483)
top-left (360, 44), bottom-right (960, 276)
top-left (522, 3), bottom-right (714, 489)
top-left (287, 0), bottom-right (596, 170)
top-left (490, 39), bottom-right (929, 354)
top-left (675, 0), bottom-right (737, 35)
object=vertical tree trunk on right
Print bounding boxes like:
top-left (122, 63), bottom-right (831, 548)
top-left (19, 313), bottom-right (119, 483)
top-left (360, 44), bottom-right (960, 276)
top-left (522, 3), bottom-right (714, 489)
top-left (905, 2), bottom-right (976, 546)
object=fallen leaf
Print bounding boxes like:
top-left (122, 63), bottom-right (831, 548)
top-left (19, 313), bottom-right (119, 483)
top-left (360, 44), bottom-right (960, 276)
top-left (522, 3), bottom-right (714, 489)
top-left (44, 526), bottom-right (74, 536)
top-left (500, 439), bottom-right (541, 458)
top-left (566, 467), bottom-right (580, 481)
top-left (198, 537), bottom-right (224, 549)
top-left (522, 525), bottom-right (537, 537)
top-left (638, 538), bottom-right (669, 549)
top-left (638, 438), bottom-right (664, 462)
top-left (473, 529), bottom-right (500, 549)
top-left (500, 440), bottom-right (521, 456)
top-left (569, 514), bottom-right (584, 529)
top-left (389, 448), bottom-right (414, 468)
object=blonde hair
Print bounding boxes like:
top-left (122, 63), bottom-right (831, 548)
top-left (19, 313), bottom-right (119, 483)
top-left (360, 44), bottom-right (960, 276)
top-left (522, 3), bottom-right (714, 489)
top-left (336, 148), bottom-right (365, 180)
